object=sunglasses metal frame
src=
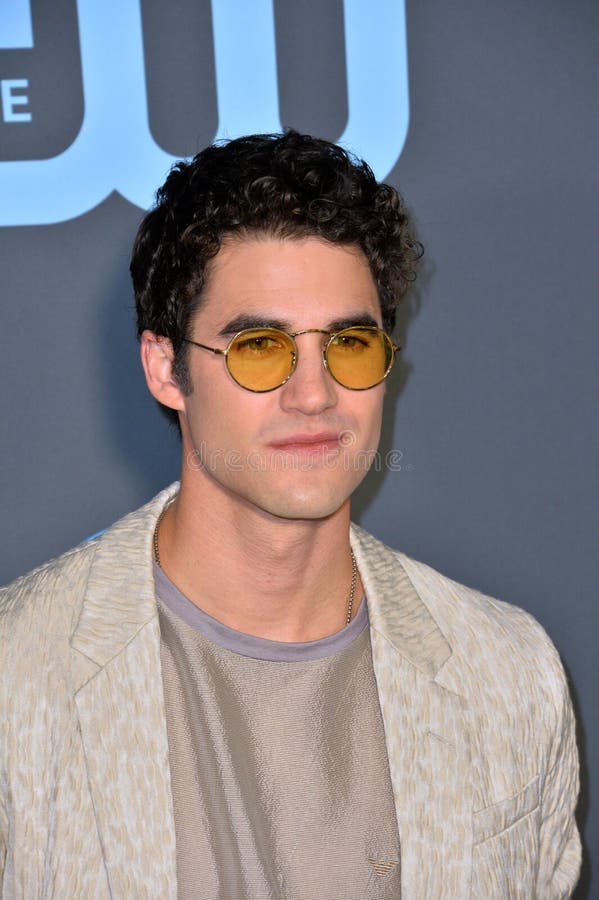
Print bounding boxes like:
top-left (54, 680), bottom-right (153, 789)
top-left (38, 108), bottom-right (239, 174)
top-left (182, 325), bottom-right (401, 393)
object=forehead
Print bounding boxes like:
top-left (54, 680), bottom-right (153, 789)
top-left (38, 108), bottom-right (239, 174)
top-left (196, 236), bottom-right (381, 330)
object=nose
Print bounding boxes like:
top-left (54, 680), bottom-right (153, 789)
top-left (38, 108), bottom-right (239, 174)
top-left (278, 333), bottom-right (338, 415)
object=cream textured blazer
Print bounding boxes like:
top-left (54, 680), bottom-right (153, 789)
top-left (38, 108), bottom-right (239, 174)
top-left (0, 484), bottom-right (581, 899)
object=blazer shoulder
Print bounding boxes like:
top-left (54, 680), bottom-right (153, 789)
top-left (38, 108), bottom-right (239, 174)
top-left (398, 550), bottom-right (554, 645)
top-left (0, 483), bottom-right (177, 648)
top-left (353, 523), bottom-right (542, 639)
top-left (0, 537), bottom-right (100, 642)
top-left (351, 525), bottom-right (568, 701)
top-left (395, 549), bottom-right (570, 705)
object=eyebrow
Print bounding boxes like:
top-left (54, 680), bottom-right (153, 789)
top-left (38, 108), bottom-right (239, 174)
top-left (218, 311), bottom-right (380, 337)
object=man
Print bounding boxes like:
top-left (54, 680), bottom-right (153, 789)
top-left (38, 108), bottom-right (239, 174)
top-left (1, 132), bottom-right (580, 898)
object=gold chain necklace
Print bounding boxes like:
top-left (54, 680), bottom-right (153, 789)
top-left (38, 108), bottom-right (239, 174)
top-left (152, 500), bottom-right (172, 570)
top-left (345, 548), bottom-right (358, 625)
top-left (153, 504), bottom-right (358, 625)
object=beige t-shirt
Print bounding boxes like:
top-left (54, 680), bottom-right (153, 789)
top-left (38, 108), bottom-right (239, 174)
top-left (156, 564), bottom-right (401, 899)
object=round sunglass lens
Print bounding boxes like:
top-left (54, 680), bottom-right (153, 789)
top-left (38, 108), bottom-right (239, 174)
top-left (227, 329), bottom-right (296, 391)
top-left (326, 327), bottom-right (393, 389)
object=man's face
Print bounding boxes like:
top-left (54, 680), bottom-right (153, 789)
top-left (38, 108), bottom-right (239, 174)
top-left (177, 236), bottom-right (387, 522)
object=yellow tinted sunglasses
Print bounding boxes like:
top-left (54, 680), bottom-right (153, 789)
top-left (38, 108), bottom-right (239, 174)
top-left (182, 325), bottom-right (400, 392)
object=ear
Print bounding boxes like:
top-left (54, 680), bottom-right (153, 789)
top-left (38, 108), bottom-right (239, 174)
top-left (140, 330), bottom-right (186, 412)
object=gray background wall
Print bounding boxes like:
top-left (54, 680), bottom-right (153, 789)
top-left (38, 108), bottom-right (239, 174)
top-left (1, 1), bottom-right (597, 894)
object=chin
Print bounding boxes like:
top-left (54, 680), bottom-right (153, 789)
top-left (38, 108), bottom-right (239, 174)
top-left (248, 465), bottom-right (372, 521)
top-left (265, 504), bottom-right (345, 523)
top-left (253, 488), bottom-right (351, 522)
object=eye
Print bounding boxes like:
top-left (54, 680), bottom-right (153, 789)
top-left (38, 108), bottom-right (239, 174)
top-left (243, 337), bottom-right (272, 350)
top-left (234, 333), bottom-right (286, 354)
top-left (332, 331), bottom-right (371, 350)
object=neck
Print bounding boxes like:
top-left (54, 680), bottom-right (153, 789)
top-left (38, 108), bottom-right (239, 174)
top-left (155, 471), bottom-right (361, 643)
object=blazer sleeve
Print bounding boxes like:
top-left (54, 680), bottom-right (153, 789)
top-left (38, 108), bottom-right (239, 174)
top-left (535, 655), bottom-right (582, 899)
top-left (0, 657), bottom-right (7, 893)
top-left (0, 802), bottom-right (6, 894)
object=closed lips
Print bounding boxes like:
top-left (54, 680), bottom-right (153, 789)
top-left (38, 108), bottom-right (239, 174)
top-left (269, 433), bottom-right (341, 447)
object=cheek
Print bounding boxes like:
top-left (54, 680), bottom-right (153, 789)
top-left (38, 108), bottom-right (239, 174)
top-left (183, 380), bottom-right (272, 447)
top-left (336, 398), bottom-right (383, 461)
top-left (356, 390), bottom-right (385, 437)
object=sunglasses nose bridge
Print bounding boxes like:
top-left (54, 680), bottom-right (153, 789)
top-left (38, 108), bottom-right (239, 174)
top-left (289, 328), bottom-right (332, 368)
top-left (282, 329), bottom-right (336, 389)
top-left (291, 328), bottom-right (330, 337)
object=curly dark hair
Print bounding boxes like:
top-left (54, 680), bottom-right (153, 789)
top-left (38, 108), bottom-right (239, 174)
top-left (131, 130), bottom-right (422, 393)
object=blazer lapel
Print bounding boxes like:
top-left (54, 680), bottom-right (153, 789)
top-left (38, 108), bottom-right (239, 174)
top-left (70, 485), bottom-right (180, 899)
top-left (351, 525), bottom-right (473, 900)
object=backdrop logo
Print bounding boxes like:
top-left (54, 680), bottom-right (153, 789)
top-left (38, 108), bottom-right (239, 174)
top-left (0, 0), bottom-right (409, 226)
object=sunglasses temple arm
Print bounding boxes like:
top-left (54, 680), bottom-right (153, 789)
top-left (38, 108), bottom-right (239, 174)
top-left (183, 338), bottom-right (226, 356)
